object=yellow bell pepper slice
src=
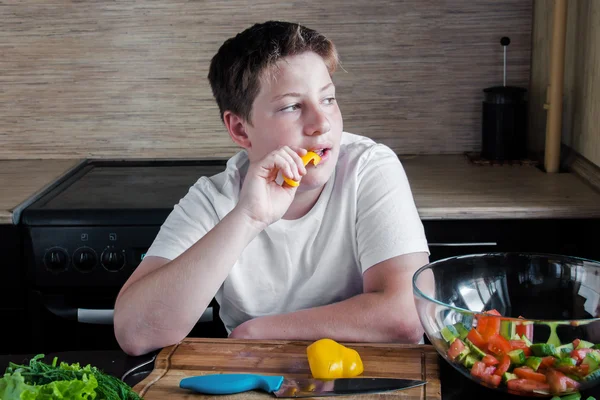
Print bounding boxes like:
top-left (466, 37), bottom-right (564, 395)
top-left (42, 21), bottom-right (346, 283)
top-left (306, 338), bottom-right (364, 380)
top-left (283, 151), bottom-right (322, 187)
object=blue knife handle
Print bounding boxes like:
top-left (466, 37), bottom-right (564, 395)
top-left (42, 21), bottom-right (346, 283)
top-left (180, 374), bottom-right (284, 394)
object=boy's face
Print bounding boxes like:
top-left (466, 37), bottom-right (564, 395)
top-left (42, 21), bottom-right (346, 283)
top-left (244, 51), bottom-right (343, 191)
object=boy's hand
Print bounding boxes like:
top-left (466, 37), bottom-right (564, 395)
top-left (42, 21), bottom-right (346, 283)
top-left (236, 146), bottom-right (307, 230)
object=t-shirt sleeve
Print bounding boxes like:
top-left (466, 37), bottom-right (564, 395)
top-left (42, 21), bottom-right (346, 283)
top-left (356, 145), bottom-right (430, 273)
top-left (143, 177), bottom-right (221, 261)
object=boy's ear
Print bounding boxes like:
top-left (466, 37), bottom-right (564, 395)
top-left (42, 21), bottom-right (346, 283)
top-left (223, 111), bottom-right (251, 149)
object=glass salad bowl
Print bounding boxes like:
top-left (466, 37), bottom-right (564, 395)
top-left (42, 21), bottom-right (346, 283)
top-left (413, 252), bottom-right (600, 397)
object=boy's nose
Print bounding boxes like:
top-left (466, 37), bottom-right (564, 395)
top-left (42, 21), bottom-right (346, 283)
top-left (304, 106), bottom-right (331, 136)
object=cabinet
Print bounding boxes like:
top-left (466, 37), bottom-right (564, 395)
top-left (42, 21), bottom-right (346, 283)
top-left (423, 218), bottom-right (600, 262)
top-left (0, 225), bottom-right (27, 354)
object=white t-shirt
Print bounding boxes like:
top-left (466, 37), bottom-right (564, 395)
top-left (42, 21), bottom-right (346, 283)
top-left (144, 132), bottom-right (430, 334)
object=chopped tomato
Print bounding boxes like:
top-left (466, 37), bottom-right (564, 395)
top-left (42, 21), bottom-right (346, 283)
top-left (476, 316), bottom-right (489, 334)
top-left (483, 366), bottom-right (497, 376)
top-left (447, 311), bottom-right (593, 394)
top-left (516, 316), bottom-right (534, 341)
top-left (539, 356), bottom-right (556, 369)
top-left (571, 348), bottom-right (593, 363)
top-left (513, 367), bottom-right (547, 383)
top-left (564, 375), bottom-right (580, 389)
top-left (447, 338), bottom-right (465, 361)
top-left (482, 373), bottom-right (501, 387)
top-left (510, 340), bottom-right (532, 356)
top-left (545, 369), bottom-right (567, 394)
top-left (494, 354), bottom-right (511, 376)
top-left (509, 339), bottom-right (527, 348)
top-left (482, 354), bottom-right (499, 366)
top-left (476, 310), bottom-right (502, 339)
top-left (555, 363), bottom-right (589, 377)
top-left (467, 328), bottom-right (487, 349)
top-left (485, 309), bottom-right (502, 316)
top-left (471, 361), bottom-right (486, 378)
top-left (488, 333), bottom-right (512, 356)
top-left (507, 378), bottom-right (551, 393)
top-left (478, 315), bottom-right (501, 340)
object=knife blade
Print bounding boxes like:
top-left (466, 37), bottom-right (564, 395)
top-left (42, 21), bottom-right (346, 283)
top-left (179, 373), bottom-right (426, 398)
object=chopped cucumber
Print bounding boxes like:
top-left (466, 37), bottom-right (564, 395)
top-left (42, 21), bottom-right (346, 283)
top-left (588, 351), bottom-right (600, 363)
top-left (554, 358), bottom-right (577, 368)
top-left (508, 349), bottom-right (526, 365)
top-left (566, 373), bottom-right (581, 382)
top-left (531, 343), bottom-right (556, 357)
top-left (456, 346), bottom-right (471, 364)
top-left (583, 352), bottom-right (600, 372)
top-left (583, 368), bottom-right (600, 382)
top-left (438, 313), bottom-right (600, 396)
top-left (464, 338), bottom-right (486, 359)
top-left (500, 320), bottom-right (516, 340)
top-left (555, 343), bottom-right (574, 357)
top-left (502, 372), bottom-right (517, 383)
top-left (576, 340), bottom-right (595, 349)
top-left (521, 334), bottom-right (533, 347)
top-left (441, 325), bottom-right (459, 343)
top-left (525, 356), bottom-right (542, 371)
top-left (453, 322), bottom-right (469, 340)
top-left (462, 354), bottom-right (478, 369)
top-left (559, 393), bottom-right (581, 400)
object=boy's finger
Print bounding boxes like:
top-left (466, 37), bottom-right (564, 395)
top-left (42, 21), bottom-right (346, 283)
top-left (282, 146), bottom-right (307, 175)
top-left (277, 147), bottom-right (302, 180)
top-left (274, 152), bottom-right (300, 181)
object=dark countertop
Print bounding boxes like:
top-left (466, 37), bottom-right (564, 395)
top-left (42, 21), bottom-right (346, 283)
top-left (3, 350), bottom-right (600, 399)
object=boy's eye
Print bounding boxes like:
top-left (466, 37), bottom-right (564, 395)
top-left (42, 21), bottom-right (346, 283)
top-left (280, 104), bottom-right (300, 112)
top-left (323, 97), bottom-right (336, 105)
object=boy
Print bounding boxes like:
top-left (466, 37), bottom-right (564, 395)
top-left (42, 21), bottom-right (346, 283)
top-left (114, 20), bottom-right (430, 356)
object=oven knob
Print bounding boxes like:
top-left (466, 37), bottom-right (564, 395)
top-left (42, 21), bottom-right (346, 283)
top-left (101, 248), bottom-right (126, 271)
top-left (44, 247), bottom-right (69, 272)
top-left (73, 247), bottom-right (97, 272)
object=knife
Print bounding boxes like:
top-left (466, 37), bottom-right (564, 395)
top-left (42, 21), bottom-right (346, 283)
top-left (179, 373), bottom-right (426, 398)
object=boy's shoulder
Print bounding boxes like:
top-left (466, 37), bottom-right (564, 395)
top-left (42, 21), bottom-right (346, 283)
top-left (338, 131), bottom-right (398, 168)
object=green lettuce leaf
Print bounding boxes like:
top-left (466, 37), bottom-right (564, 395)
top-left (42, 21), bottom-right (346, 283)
top-left (0, 370), bottom-right (98, 400)
top-left (0, 371), bottom-right (40, 399)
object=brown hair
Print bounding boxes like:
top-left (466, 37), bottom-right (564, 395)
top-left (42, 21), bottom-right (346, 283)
top-left (208, 21), bottom-right (339, 124)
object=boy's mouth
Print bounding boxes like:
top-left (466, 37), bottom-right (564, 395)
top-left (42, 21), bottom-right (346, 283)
top-left (311, 148), bottom-right (330, 158)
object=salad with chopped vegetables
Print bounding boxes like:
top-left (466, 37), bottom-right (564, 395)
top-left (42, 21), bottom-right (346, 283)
top-left (441, 309), bottom-right (600, 398)
top-left (0, 354), bottom-right (142, 400)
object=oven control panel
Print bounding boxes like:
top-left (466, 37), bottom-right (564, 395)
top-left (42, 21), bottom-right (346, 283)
top-left (25, 226), bottom-right (162, 288)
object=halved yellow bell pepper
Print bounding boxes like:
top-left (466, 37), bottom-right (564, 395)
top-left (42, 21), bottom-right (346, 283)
top-left (283, 151), bottom-right (322, 187)
top-left (306, 338), bottom-right (364, 380)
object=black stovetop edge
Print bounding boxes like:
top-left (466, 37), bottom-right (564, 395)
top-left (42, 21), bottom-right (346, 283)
top-left (17, 159), bottom-right (230, 226)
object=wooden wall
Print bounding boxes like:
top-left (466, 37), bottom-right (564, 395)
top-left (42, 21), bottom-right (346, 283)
top-left (0, 1), bottom-right (532, 160)
top-left (529, 0), bottom-right (600, 168)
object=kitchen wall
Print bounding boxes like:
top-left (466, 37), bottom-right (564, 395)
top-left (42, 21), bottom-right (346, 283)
top-left (529, 0), bottom-right (600, 168)
top-left (0, 1), bottom-right (532, 160)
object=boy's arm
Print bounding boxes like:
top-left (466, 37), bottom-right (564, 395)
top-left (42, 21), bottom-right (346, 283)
top-left (114, 208), bottom-right (263, 356)
top-left (114, 146), bottom-right (308, 356)
top-left (229, 251), bottom-right (429, 342)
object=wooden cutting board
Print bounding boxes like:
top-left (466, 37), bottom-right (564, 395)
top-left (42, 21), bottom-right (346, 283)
top-left (133, 338), bottom-right (441, 399)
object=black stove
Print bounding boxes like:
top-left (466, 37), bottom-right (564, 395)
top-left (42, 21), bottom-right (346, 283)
top-left (19, 159), bottom-right (228, 353)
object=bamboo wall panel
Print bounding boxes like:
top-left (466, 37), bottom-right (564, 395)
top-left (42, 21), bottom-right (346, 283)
top-left (529, 0), bottom-right (600, 167)
top-left (0, 1), bottom-right (532, 159)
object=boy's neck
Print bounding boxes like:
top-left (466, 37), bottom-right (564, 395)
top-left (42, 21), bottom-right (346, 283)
top-left (282, 186), bottom-right (326, 220)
